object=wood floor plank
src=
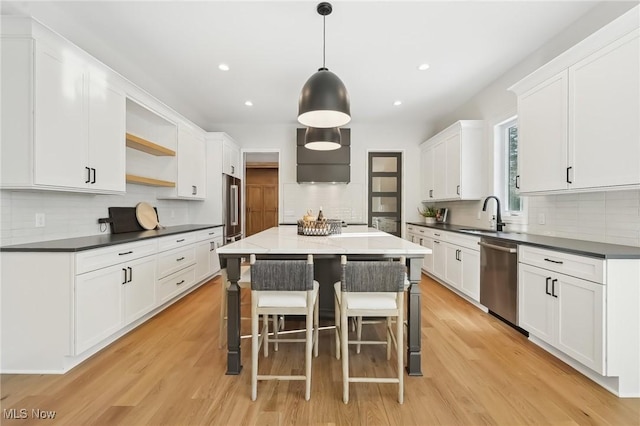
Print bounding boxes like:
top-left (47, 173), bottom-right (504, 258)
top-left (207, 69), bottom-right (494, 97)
top-left (2, 275), bottom-right (639, 425)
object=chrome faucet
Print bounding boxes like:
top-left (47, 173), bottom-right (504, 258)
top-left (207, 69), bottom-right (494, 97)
top-left (482, 196), bottom-right (505, 231)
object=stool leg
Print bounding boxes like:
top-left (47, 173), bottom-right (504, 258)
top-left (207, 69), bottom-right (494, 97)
top-left (341, 310), bottom-right (349, 404)
top-left (314, 294), bottom-right (319, 357)
top-left (334, 293), bottom-right (340, 360)
top-left (305, 309), bottom-right (312, 401)
top-left (356, 316), bottom-right (362, 354)
top-left (387, 316), bottom-right (392, 360)
top-left (263, 314), bottom-right (269, 357)
top-left (273, 315), bottom-right (279, 351)
top-left (251, 304), bottom-right (259, 401)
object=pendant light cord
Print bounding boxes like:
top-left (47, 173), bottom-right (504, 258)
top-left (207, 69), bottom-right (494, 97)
top-left (322, 14), bottom-right (326, 69)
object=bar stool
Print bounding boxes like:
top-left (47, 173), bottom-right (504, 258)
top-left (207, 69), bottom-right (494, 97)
top-left (334, 255), bottom-right (405, 404)
top-left (250, 254), bottom-right (319, 401)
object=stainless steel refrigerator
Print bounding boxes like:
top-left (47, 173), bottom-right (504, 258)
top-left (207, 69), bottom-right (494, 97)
top-left (222, 174), bottom-right (242, 243)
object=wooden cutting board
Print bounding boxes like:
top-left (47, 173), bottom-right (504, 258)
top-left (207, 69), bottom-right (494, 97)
top-left (108, 207), bottom-right (158, 234)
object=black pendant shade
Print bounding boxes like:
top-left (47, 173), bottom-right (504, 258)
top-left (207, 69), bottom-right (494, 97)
top-left (297, 2), bottom-right (351, 130)
top-left (304, 126), bottom-right (341, 151)
top-left (298, 68), bottom-right (350, 128)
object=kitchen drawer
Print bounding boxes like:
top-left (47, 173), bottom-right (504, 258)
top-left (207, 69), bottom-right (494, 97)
top-left (157, 246), bottom-right (196, 279)
top-left (518, 245), bottom-right (604, 284)
top-left (194, 227), bottom-right (223, 242)
top-left (76, 239), bottom-right (158, 275)
top-left (156, 265), bottom-right (196, 304)
top-left (157, 232), bottom-right (197, 252)
top-left (446, 232), bottom-right (480, 251)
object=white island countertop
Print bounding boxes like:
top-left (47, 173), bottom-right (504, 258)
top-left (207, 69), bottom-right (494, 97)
top-left (217, 225), bottom-right (431, 256)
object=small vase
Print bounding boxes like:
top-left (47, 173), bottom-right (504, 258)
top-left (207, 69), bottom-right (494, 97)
top-left (424, 217), bottom-right (436, 224)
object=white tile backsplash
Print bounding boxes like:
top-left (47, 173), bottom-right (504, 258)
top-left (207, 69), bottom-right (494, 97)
top-left (526, 189), bottom-right (640, 247)
top-left (1, 184), bottom-right (193, 246)
top-left (431, 189), bottom-right (640, 248)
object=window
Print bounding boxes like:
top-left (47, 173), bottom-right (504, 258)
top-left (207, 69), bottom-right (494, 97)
top-left (494, 117), bottom-right (525, 222)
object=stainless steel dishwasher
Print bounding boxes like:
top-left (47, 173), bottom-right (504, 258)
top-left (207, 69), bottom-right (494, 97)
top-left (479, 237), bottom-right (519, 328)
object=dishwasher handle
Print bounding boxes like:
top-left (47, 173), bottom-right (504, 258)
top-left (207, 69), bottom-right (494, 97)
top-left (478, 241), bottom-right (517, 254)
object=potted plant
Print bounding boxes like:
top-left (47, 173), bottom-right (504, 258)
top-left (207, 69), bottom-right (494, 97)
top-left (418, 206), bottom-right (437, 224)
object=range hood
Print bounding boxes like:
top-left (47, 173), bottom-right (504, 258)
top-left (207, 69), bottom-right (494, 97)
top-left (296, 128), bottom-right (350, 183)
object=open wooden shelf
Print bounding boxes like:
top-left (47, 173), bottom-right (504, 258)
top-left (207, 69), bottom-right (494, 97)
top-left (126, 133), bottom-right (176, 156)
top-left (126, 174), bottom-right (176, 188)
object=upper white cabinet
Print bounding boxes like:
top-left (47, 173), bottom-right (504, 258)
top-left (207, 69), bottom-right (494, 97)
top-left (222, 135), bottom-right (241, 178)
top-left (176, 124), bottom-right (206, 199)
top-left (154, 123), bottom-right (206, 200)
top-left (420, 120), bottom-right (483, 201)
top-left (517, 71), bottom-right (569, 193)
top-left (1, 24), bottom-right (126, 194)
top-left (510, 8), bottom-right (640, 194)
top-left (569, 30), bottom-right (640, 190)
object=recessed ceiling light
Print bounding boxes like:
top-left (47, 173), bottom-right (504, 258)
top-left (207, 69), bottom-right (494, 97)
top-left (245, 100), bottom-right (253, 107)
top-left (418, 63), bottom-right (430, 71)
top-left (393, 100), bottom-right (402, 106)
top-left (218, 63), bottom-right (230, 71)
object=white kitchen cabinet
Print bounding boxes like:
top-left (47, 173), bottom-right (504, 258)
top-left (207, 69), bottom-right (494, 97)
top-left (420, 144), bottom-right (434, 201)
top-left (122, 255), bottom-right (157, 326)
top-left (568, 30), bottom-right (640, 190)
top-left (420, 120), bottom-right (483, 201)
top-left (195, 230), bottom-right (224, 283)
top-left (517, 71), bottom-right (569, 193)
top-left (223, 135), bottom-right (241, 178)
top-left (76, 253), bottom-right (156, 353)
top-left (405, 224), bottom-right (431, 272)
top-left (87, 73), bottom-right (127, 192)
top-left (1, 227), bottom-right (221, 374)
top-left (175, 123), bottom-right (206, 200)
top-left (519, 262), bottom-right (604, 374)
top-left (431, 235), bottom-right (446, 279)
top-left (75, 264), bottom-right (124, 355)
top-left (411, 227), bottom-right (480, 302)
top-left (510, 12), bottom-right (640, 194)
top-left (460, 248), bottom-right (480, 301)
top-left (1, 31), bottom-right (126, 193)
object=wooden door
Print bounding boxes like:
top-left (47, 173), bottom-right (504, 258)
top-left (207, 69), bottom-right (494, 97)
top-left (246, 167), bottom-right (278, 237)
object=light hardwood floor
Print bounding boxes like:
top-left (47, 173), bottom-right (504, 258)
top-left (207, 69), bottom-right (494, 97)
top-left (1, 274), bottom-right (639, 425)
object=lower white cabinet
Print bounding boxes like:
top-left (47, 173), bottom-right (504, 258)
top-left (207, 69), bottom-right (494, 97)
top-left (443, 242), bottom-right (480, 301)
top-left (519, 262), bottom-right (604, 374)
top-left (75, 263), bottom-right (125, 355)
top-left (122, 256), bottom-right (157, 326)
top-left (405, 224), bottom-right (480, 302)
top-left (1, 226), bottom-right (222, 374)
top-left (195, 236), bottom-right (223, 283)
top-left (76, 254), bottom-right (156, 354)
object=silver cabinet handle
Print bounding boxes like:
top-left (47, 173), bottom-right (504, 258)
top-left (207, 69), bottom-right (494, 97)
top-left (478, 241), bottom-right (517, 253)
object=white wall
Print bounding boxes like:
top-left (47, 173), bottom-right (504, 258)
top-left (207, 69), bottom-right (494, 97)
top-left (425, 1), bottom-right (640, 247)
top-left (204, 122), bottom-right (433, 227)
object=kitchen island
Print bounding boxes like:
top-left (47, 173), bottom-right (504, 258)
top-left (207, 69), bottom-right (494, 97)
top-left (217, 225), bottom-right (431, 376)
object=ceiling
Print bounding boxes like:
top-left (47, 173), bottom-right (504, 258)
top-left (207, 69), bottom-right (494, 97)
top-left (2, 1), bottom-right (603, 131)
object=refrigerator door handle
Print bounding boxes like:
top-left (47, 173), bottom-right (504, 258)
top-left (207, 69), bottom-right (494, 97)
top-left (230, 184), bottom-right (239, 226)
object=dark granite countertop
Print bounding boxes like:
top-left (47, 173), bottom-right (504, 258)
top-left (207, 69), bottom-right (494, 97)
top-left (406, 222), bottom-right (640, 260)
top-left (0, 224), bottom-right (224, 253)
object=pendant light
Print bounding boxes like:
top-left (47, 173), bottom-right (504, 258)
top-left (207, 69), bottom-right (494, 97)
top-left (304, 127), bottom-right (341, 151)
top-left (298, 2), bottom-right (351, 129)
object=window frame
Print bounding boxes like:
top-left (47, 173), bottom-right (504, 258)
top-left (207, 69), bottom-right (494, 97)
top-left (493, 116), bottom-right (527, 225)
